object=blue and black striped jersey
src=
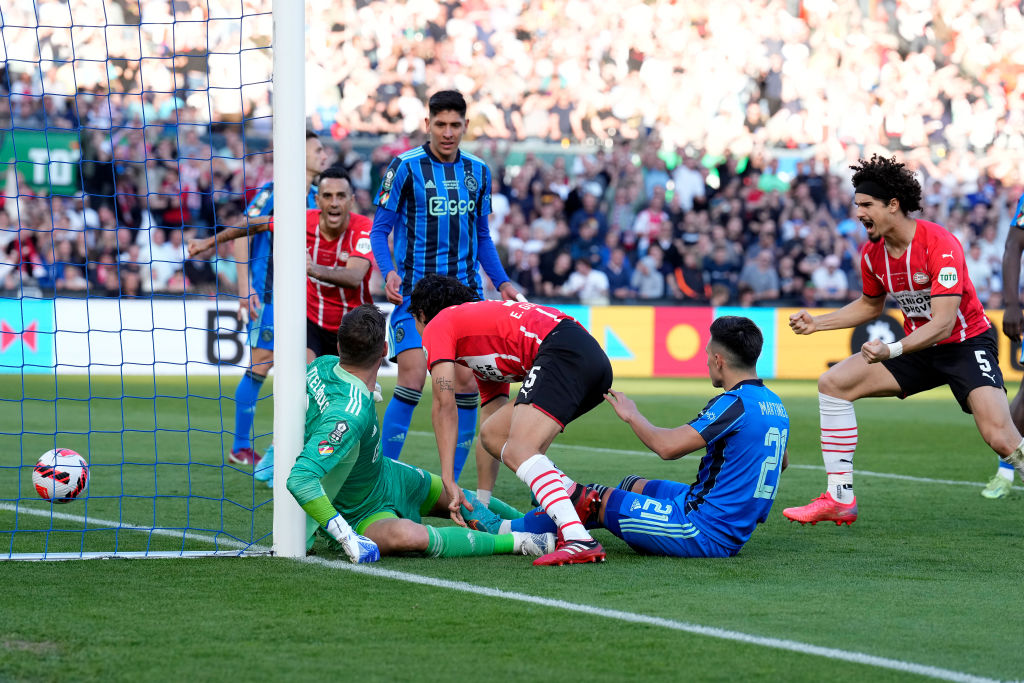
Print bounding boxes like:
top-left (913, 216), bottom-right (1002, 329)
top-left (374, 144), bottom-right (492, 294)
top-left (243, 182), bottom-right (319, 303)
top-left (684, 379), bottom-right (789, 548)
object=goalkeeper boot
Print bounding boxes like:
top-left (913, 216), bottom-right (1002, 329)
top-left (783, 492), bottom-right (858, 526)
top-left (229, 447), bottom-right (261, 466)
top-left (533, 538), bottom-right (606, 566)
top-left (981, 473), bottom-right (1013, 499)
top-left (462, 491), bottom-right (503, 534)
top-left (513, 532), bottom-right (557, 556)
top-left (254, 444), bottom-right (274, 487)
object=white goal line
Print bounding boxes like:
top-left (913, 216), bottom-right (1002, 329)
top-left (303, 555), bottom-right (1000, 683)
top-left (0, 502), bottom-right (271, 560)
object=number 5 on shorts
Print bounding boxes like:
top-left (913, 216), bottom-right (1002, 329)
top-left (975, 350), bottom-right (991, 373)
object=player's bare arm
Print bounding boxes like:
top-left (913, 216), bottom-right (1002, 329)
top-left (605, 389), bottom-right (707, 460)
top-left (789, 293), bottom-right (885, 335)
top-left (233, 237), bottom-right (257, 321)
top-left (187, 216), bottom-right (271, 258)
top-left (428, 360), bottom-right (467, 525)
top-left (861, 294), bottom-right (959, 363)
top-left (1002, 226), bottom-right (1024, 340)
top-left (307, 255), bottom-right (371, 288)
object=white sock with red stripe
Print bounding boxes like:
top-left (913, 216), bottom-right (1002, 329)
top-left (515, 454), bottom-right (590, 542)
top-left (820, 393), bottom-right (857, 504)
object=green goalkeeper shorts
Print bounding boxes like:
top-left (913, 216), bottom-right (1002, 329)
top-left (341, 458), bottom-right (443, 535)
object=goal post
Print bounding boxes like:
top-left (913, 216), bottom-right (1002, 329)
top-left (269, 0), bottom-right (308, 559)
top-left (0, 0), bottom-right (304, 559)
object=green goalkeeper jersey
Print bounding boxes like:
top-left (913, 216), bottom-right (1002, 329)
top-left (286, 355), bottom-right (382, 527)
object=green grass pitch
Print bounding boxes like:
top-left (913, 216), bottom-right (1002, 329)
top-left (1, 375), bottom-right (1022, 682)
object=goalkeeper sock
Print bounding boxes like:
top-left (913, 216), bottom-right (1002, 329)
top-left (232, 369), bottom-right (266, 452)
top-left (515, 453), bottom-right (589, 542)
top-left (382, 386), bottom-right (420, 461)
top-left (453, 393), bottom-right (478, 482)
top-left (819, 392), bottom-right (857, 504)
top-left (424, 526), bottom-right (514, 557)
top-left (487, 495), bottom-right (524, 520)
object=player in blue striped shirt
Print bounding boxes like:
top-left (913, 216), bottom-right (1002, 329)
top-left (985, 190), bottom-right (1024, 498)
top-left (228, 130), bottom-right (326, 467)
top-left (503, 316), bottom-right (788, 558)
top-left (370, 90), bottom-right (522, 491)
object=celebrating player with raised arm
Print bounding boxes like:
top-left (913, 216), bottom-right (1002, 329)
top-left (509, 316), bottom-right (789, 558)
top-left (285, 305), bottom-right (553, 562)
top-left (190, 168), bottom-right (377, 485)
top-left (370, 90), bottom-right (522, 491)
top-left (783, 154), bottom-right (1024, 525)
top-left (219, 130), bottom-right (326, 467)
top-left (409, 274), bottom-right (613, 566)
top-left (190, 167), bottom-right (374, 363)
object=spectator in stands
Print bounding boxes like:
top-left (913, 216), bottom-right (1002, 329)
top-left (703, 245), bottom-right (740, 302)
top-left (541, 251), bottom-right (574, 298)
top-left (569, 186), bottom-right (609, 238)
top-left (670, 152), bottom-right (707, 212)
top-left (632, 244), bottom-right (666, 300)
top-left (738, 249), bottom-right (781, 304)
top-left (562, 258), bottom-right (610, 305)
top-left (810, 254), bottom-right (849, 304)
top-left (570, 218), bottom-right (604, 267)
top-left (964, 241), bottom-right (995, 306)
top-left (669, 249), bottom-right (710, 303)
top-left (603, 246), bottom-right (634, 301)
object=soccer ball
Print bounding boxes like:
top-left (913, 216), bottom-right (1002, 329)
top-left (32, 448), bottom-right (90, 503)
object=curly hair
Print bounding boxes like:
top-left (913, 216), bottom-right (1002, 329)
top-left (849, 154), bottom-right (922, 214)
top-left (408, 274), bottom-right (478, 324)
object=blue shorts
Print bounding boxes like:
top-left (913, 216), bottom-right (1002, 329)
top-left (603, 480), bottom-right (737, 558)
top-left (247, 301), bottom-right (275, 350)
top-left (386, 299), bottom-right (422, 361)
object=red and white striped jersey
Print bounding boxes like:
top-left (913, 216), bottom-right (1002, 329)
top-left (860, 218), bottom-right (990, 344)
top-left (422, 300), bottom-right (577, 404)
top-left (269, 209), bottom-right (374, 332)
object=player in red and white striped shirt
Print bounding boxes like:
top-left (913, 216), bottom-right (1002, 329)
top-left (301, 167), bottom-right (374, 361)
top-left (189, 167), bottom-right (374, 362)
top-left (410, 274), bottom-right (613, 566)
top-left (783, 154), bottom-right (1024, 525)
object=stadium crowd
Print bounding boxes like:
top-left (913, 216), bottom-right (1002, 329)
top-left (0, 0), bottom-right (1022, 305)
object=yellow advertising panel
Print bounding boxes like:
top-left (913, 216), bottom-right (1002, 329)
top-left (775, 307), bottom-right (1024, 382)
top-left (590, 306), bottom-right (654, 377)
top-left (774, 308), bottom-right (853, 379)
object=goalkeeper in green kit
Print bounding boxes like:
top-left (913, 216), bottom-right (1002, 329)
top-left (286, 304), bottom-right (555, 563)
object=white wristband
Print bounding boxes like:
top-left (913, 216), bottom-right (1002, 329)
top-left (886, 341), bottom-right (903, 358)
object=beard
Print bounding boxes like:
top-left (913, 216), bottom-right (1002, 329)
top-left (868, 234), bottom-right (882, 243)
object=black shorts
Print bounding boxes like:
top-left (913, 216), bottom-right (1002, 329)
top-left (881, 326), bottom-right (1004, 414)
top-left (306, 319), bottom-right (337, 358)
top-left (514, 319), bottom-right (613, 429)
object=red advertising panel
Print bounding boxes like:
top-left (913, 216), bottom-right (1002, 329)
top-left (653, 307), bottom-right (714, 377)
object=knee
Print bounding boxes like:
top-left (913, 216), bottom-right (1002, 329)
top-left (375, 521), bottom-right (427, 554)
top-left (817, 371), bottom-right (840, 397)
top-left (618, 474), bottom-right (647, 494)
top-left (479, 417), bottom-right (508, 458)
